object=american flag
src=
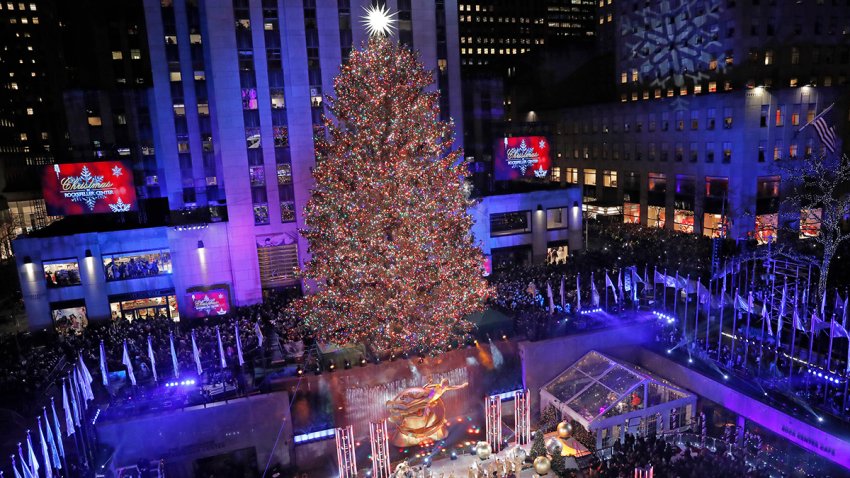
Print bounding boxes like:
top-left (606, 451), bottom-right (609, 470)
top-left (809, 104), bottom-right (838, 154)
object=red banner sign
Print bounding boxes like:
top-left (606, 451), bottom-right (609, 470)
top-left (494, 136), bottom-right (551, 181)
top-left (42, 161), bottom-right (137, 216)
top-left (186, 289), bottom-right (231, 318)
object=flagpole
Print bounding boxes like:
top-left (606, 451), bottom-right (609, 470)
top-left (745, 291), bottom-right (753, 371)
top-left (790, 280), bottom-right (799, 377)
top-left (681, 274), bottom-right (689, 344)
top-left (825, 315), bottom-right (836, 401)
top-left (717, 276), bottom-right (726, 361)
top-left (673, 271), bottom-right (679, 319)
top-left (731, 287), bottom-right (739, 365)
top-left (605, 269), bottom-right (609, 312)
top-left (798, 102), bottom-right (834, 132)
top-left (663, 268), bottom-right (668, 311)
top-left (808, 308), bottom-right (816, 373)
top-left (695, 277), bottom-right (701, 347)
top-left (653, 265), bottom-right (658, 305)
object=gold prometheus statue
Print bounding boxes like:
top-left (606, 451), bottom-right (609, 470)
top-left (386, 378), bottom-right (468, 446)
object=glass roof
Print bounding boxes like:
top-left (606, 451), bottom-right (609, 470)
top-left (543, 351), bottom-right (693, 426)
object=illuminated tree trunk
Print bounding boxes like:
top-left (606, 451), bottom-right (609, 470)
top-left (290, 37), bottom-right (492, 352)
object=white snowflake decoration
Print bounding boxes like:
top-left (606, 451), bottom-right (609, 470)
top-left (620, 0), bottom-right (723, 89)
top-left (533, 165), bottom-right (548, 178)
top-left (538, 139), bottom-right (546, 149)
top-left (82, 196), bottom-right (98, 210)
top-left (108, 197), bottom-right (132, 212)
top-left (112, 165), bottom-right (123, 177)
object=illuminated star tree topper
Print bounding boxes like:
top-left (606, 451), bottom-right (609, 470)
top-left (361, 3), bottom-right (397, 37)
top-left (289, 37), bottom-right (493, 353)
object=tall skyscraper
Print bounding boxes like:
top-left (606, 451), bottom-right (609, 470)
top-left (142, 0), bottom-right (463, 305)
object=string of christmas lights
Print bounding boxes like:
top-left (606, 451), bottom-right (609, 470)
top-left (289, 37), bottom-right (493, 353)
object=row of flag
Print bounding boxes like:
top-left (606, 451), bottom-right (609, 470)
top-left (12, 321), bottom-right (268, 477)
top-left (11, 354), bottom-right (93, 478)
top-left (99, 323), bottom-right (263, 384)
top-left (545, 265), bottom-right (651, 313)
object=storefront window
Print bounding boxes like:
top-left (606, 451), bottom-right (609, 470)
top-left (546, 207), bottom-right (567, 230)
top-left (110, 295), bottom-right (180, 322)
top-left (547, 242), bottom-right (569, 265)
top-left (249, 165), bottom-right (265, 186)
top-left (43, 259), bottom-right (81, 288)
top-left (51, 302), bottom-right (88, 335)
top-left (490, 211), bottom-right (531, 237)
top-left (647, 206), bottom-right (665, 228)
top-left (800, 208), bottom-right (821, 239)
top-left (624, 202), bottom-right (640, 224)
top-left (102, 249), bottom-right (172, 281)
top-left (703, 213), bottom-right (730, 238)
top-left (756, 214), bottom-right (778, 244)
top-left (673, 209), bottom-right (694, 234)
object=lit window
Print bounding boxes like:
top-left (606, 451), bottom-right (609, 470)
top-left (87, 116), bottom-right (102, 126)
top-left (111, 51), bottom-right (123, 60)
top-left (169, 71), bottom-right (181, 82)
top-left (708, 82), bottom-right (717, 93)
top-left (603, 170), bottom-right (617, 187)
top-left (189, 33), bottom-right (201, 45)
top-left (172, 104), bottom-right (185, 116)
top-left (130, 49), bottom-right (141, 60)
top-left (764, 50), bottom-right (773, 65)
top-left (197, 103), bottom-right (209, 116)
top-left (584, 168), bottom-right (597, 186)
top-left (26, 107), bottom-right (32, 115)
top-left (264, 22), bottom-right (274, 31)
top-left (19, 133), bottom-right (26, 140)
top-left (193, 70), bottom-right (205, 80)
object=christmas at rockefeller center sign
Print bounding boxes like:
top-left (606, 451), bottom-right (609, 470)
top-left (42, 161), bottom-right (137, 216)
top-left (494, 136), bottom-right (551, 181)
top-left (186, 288), bottom-right (231, 318)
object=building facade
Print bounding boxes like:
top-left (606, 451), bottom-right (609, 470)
top-left (538, 0), bottom-right (850, 240)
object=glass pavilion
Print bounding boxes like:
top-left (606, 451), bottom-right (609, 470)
top-left (540, 351), bottom-right (696, 449)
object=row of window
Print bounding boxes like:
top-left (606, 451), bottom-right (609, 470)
top-left (43, 249), bottom-right (173, 288)
top-left (624, 202), bottom-right (820, 244)
top-left (489, 207), bottom-right (569, 237)
top-left (558, 139), bottom-right (818, 164)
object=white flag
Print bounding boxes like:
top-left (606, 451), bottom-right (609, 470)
top-left (148, 336), bottom-right (158, 383)
top-left (78, 353), bottom-right (94, 401)
top-left (122, 340), bottom-right (136, 386)
top-left (192, 331), bottom-right (203, 375)
top-left (217, 327), bottom-right (227, 368)
top-left (38, 417), bottom-right (52, 478)
top-left (170, 332), bottom-right (179, 379)
top-left (605, 273), bottom-right (618, 304)
top-left (99, 340), bottom-right (109, 387)
top-left (546, 282), bottom-right (555, 314)
top-left (235, 324), bottom-right (245, 366)
top-left (254, 323), bottom-right (264, 348)
top-left (26, 430), bottom-right (39, 477)
top-left (43, 407), bottom-right (60, 470)
top-left (50, 397), bottom-right (65, 458)
top-left (763, 303), bottom-right (773, 336)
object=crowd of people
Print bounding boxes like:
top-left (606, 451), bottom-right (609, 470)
top-left (589, 434), bottom-right (771, 478)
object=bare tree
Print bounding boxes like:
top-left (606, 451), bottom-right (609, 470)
top-left (0, 210), bottom-right (23, 261)
top-left (778, 153), bottom-right (850, 299)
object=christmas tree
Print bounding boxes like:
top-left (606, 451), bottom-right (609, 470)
top-left (290, 36), bottom-right (492, 352)
top-left (530, 430), bottom-right (547, 460)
